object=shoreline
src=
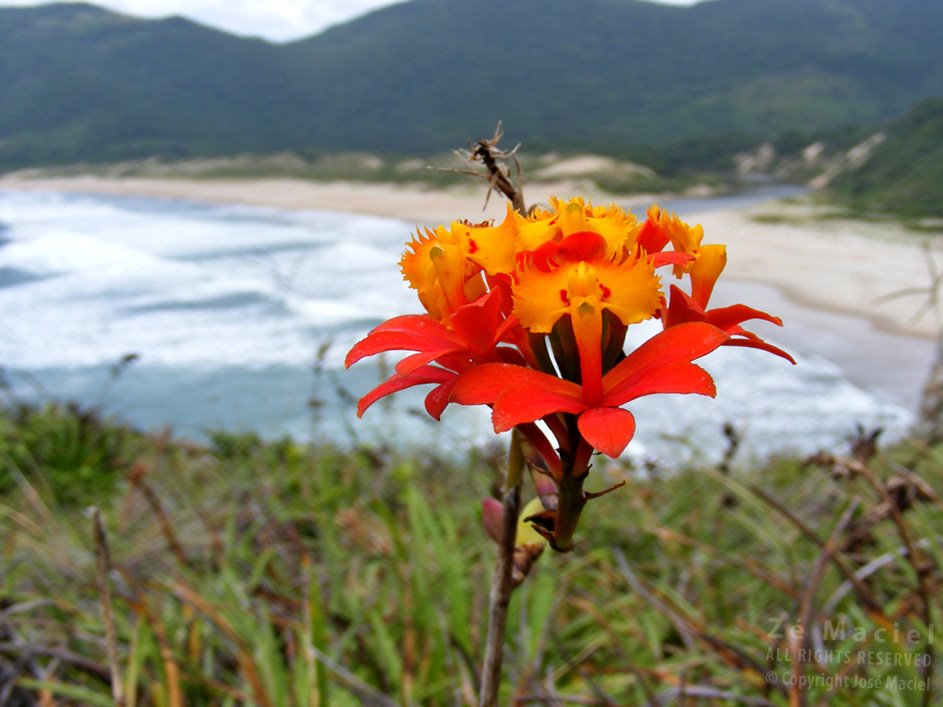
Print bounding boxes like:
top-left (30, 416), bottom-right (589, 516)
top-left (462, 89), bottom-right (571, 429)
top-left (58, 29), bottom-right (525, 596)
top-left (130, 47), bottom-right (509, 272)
top-left (2, 173), bottom-right (940, 344)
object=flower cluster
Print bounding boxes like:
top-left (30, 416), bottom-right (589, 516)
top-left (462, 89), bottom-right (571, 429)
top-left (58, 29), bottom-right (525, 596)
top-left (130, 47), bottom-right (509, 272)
top-left (347, 198), bottom-right (793, 550)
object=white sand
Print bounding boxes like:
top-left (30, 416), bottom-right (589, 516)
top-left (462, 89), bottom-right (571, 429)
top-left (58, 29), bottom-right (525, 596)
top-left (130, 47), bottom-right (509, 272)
top-left (2, 174), bottom-right (941, 341)
top-left (695, 207), bottom-right (943, 340)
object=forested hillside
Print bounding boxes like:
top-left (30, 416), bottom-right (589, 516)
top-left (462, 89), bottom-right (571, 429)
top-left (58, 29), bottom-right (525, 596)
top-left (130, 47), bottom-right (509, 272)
top-left (0, 0), bottom-right (941, 168)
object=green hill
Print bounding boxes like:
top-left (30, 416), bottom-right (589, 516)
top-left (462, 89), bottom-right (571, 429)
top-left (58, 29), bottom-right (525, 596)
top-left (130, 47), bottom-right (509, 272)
top-left (0, 0), bottom-right (941, 169)
top-left (0, 3), bottom-right (298, 165)
top-left (286, 0), bottom-right (943, 152)
top-left (829, 99), bottom-right (943, 218)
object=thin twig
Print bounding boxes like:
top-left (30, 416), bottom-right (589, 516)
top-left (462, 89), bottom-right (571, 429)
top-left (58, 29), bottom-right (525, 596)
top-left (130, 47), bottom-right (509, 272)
top-left (746, 484), bottom-right (889, 619)
top-left (130, 596), bottom-right (184, 707)
top-left (613, 550), bottom-right (695, 652)
top-left (798, 499), bottom-right (860, 654)
top-left (515, 694), bottom-right (609, 705)
top-left (614, 549), bottom-right (786, 694)
top-left (657, 685), bottom-right (774, 705)
top-left (162, 578), bottom-right (272, 707)
top-left (822, 536), bottom-right (942, 614)
top-left (128, 464), bottom-right (189, 566)
top-left (479, 431), bottom-right (524, 707)
top-left (647, 526), bottom-right (796, 597)
top-left (873, 241), bottom-right (943, 326)
top-left (839, 457), bottom-right (937, 706)
top-left (91, 507), bottom-right (125, 706)
top-left (309, 645), bottom-right (399, 707)
top-left (0, 642), bottom-right (111, 682)
top-left (567, 595), bottom-right (660, 706)
top-left (469, 124), bottom-right (528, 705)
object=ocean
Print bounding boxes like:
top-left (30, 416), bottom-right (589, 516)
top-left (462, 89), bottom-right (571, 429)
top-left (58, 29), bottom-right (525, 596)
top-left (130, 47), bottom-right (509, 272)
top-left (0, 187), bottom-right (926, 465)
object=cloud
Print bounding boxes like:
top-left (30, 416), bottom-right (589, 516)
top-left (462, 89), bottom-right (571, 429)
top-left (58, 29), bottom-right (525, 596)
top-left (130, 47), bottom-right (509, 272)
top-left (0, 0), bottom-right (702, 41)
top-left (119, 0), bottom-right (409, 40)
top-left (0, 0), bottom-right (403, 40)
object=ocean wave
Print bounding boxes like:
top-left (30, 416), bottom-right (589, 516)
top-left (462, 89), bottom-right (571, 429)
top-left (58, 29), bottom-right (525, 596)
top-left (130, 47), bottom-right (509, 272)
top-left (0, 232), bottom-right (162, 275)
top-left (0, 189), bottom-right (920, 460)
top-left (0, 266), bottom-right (44, 288)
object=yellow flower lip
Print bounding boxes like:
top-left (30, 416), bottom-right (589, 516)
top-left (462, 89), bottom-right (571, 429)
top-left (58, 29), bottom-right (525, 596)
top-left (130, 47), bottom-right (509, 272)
top-left (401, 197), bottom-right (674, 331)
top-left (513, 254), bottom-right (661, 335)
top-left (509, 198), bottom-right (663, 338)
top-left (567, 262), bottom-right (600, 299)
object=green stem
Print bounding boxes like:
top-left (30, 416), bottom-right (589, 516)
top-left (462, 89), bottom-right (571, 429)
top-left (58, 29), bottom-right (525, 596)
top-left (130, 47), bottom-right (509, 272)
top-left (547, 454), bottom-right (589, 553)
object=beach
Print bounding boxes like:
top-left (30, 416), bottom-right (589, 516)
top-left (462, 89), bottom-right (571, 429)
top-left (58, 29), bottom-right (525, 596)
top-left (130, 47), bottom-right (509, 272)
top-left (3, 173), bottom-right (940, 341)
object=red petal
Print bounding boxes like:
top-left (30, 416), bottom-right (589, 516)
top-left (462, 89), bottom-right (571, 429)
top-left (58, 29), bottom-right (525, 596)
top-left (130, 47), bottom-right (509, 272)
top-left (395, 348), bottom-right (462, 376)
top-left (650, 252), bottom-right (694, 270)
top-left (638, 218), bottom-right (669, 253)
top-left (663, 285), bottom-right (706, 328)
top-left (577, 407), bottom-right (636, 458)
top-left (491, 314), bottom-right (521, 345)
top-left (450, 288), bottom-right (505, 354)
top-left (724, 336), bottom-right (797, 364)
top-left (367, 314), bottom-right (460, 341)
top-left (356, 366), bottom-right (453, 417)
top-left (452, 363), bottom-right (581, 406)
top-left (491, 385), bottom-right (586, 432)
top-left (530, 241), bottom-right (560, 272)
top-left (603, 322), bottom-right (728, 393)
top-left (706, 304), bottom-right (783, 331)
top-left (603, 362), bottom-right (716, 406)
top-left (345, 318), bottom-right (456, 367)
top-left (424, 379), bottom-right (457, 420)
top-left (558, 231), bottom-right (607, 262)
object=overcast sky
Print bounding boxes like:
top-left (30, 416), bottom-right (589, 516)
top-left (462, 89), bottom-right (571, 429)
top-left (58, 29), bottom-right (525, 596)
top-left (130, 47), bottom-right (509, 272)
top-left (0, 0), bottom-right (706, 42)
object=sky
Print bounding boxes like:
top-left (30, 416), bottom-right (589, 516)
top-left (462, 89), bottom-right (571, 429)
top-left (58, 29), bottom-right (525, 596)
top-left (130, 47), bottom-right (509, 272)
top-left (0, 0), bottom-right (705, 42)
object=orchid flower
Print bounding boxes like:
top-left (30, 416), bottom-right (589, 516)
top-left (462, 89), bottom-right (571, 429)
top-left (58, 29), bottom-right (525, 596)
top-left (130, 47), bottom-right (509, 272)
top-left (347, 197), bottom-right (793, 551)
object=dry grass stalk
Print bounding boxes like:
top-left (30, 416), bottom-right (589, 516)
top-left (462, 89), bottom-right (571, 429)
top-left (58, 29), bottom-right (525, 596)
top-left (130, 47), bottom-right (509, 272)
top-left (91, 507), bottom-right (125, 706)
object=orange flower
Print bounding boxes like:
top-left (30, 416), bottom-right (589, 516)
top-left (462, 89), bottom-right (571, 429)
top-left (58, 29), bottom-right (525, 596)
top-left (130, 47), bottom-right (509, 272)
top-left (347, 195), bottom-right (793, 551)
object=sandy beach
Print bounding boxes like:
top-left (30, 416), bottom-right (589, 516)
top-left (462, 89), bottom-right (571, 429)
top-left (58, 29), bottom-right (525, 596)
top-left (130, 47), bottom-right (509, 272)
top-left (2, 173), bottom-right (941, 343)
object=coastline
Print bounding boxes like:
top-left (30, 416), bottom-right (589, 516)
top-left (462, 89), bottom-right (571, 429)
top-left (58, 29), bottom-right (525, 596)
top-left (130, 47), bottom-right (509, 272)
top-left (2, 173), bottom-right (941, 343)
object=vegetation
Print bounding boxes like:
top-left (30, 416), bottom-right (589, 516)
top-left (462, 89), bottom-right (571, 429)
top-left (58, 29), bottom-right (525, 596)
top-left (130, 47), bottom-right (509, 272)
top-left (1, 403), bottom-right (940, 704)
top-left (829, 100), bottom-right (943, 219)
top-left (0, 401), bottom-right (134, 504)
top-left (11, 149), bottom-right (717, 199)
top-left (1, 0), bottom-right (942, 170)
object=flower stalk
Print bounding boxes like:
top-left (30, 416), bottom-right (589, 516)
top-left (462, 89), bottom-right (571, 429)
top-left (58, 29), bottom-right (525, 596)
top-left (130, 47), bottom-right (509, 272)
top-left (479, 429), bottom-right (524, 706)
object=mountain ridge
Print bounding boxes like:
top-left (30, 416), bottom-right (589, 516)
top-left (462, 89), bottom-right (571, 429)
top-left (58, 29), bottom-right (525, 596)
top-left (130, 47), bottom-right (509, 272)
top-left (0, 0), bottom-right (941, 168)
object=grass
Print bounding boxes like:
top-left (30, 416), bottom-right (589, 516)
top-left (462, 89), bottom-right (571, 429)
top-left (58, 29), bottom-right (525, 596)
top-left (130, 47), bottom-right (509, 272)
top-left (1, 404), bottom-right (941, 704)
